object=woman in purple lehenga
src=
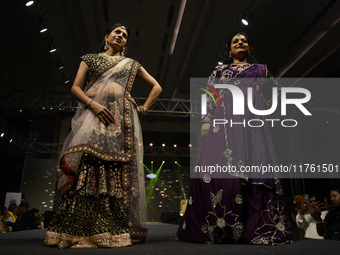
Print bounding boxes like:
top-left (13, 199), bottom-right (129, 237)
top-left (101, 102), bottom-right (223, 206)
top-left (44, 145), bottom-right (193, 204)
top-left (176, 33), bottom-right (294, 245)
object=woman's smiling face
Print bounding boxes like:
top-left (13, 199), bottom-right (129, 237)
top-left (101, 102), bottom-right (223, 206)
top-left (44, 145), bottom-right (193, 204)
top-left (229, 34), bottom-right (250, 60)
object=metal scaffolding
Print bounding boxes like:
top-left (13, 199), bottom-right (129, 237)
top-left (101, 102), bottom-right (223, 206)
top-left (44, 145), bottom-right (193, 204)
top-left (0, 117), bottom-right (29, 149)
top-left (0, 94), bottom-right (200, 117)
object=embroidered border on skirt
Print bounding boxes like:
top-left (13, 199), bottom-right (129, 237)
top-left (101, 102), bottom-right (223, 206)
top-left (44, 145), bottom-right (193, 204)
top-left (44, 231), bottom-right (131, 249)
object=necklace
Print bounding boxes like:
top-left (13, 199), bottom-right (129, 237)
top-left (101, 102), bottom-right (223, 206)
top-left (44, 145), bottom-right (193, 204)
top-left (231, 62), bottom-right (249, 65)
top-left (100, 52), bottom-right (125, 62)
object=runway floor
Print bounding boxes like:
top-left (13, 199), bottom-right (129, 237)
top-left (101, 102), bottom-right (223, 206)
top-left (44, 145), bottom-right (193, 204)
top-left (0, 223), bottom-right (339, 255)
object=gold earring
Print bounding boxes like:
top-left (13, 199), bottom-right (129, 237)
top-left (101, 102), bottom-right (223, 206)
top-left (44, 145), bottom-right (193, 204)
top-left (104, 41), bottom-right (109, 51)
top-left (120, 49), bottom-right (125, 57)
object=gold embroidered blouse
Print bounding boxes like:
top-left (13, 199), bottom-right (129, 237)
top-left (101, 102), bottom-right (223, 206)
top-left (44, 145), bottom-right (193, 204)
top-left (81, 53), bottom-right (124, 86)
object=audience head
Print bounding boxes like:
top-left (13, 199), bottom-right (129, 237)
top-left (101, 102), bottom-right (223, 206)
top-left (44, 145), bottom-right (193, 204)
top-left (30, 208), bottom-right (39, 217)
top-left (323, 195), bottom-right (333, 211)
top-left (8, 203), bottom-right (19, 215)
top-left (309, 193), bottom-right (323, 207)
top-left (18, 202), bottom-right (29, 214)
top-left (294, 195), bottom-right (303, 211)
top-left (330, 188), bottom-right (340, 208)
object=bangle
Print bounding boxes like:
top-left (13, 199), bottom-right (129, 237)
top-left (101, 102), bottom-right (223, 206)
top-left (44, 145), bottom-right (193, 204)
top-left (139, 105), bottom-right (146, 116)
top-left (87, 99), bottom-right (93, 108)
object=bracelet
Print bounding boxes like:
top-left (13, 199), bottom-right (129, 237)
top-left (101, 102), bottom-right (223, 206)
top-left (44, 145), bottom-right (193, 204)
top-left (139, 105), bottom-right (146, 116)
top-left (87, 99), bottom-right (93, 108)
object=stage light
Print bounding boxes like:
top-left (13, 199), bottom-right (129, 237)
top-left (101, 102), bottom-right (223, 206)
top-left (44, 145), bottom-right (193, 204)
top-left (19, 109), bottom-right (22, 112)
top-left (146, 173), bottom-right (157, 179)
top-left (218, 62), bottom-right (223, 65)
top-left (39, 22), bottom-right (47, 33)
top-left (150, 143), bottom-right (153, 146)
top-left (138, 142), bottom-right (142, 146)
top-left (1, 133), bottom-right (4, 137)
top-left (162, 143), bottom-right (165, 147)
top-left (189, 144), bottom-right (192, 147)
top-left (25, 1), bottom-right (34, 6)
top-left (48, 43), bottom-right (57, 53)
top-left (9, 139), bottom-right (13, 143)
top-left (56, 60), bottom-right (64, 69)
top-left (162, 161), bottom-right (165, 163)
top-left (174, 144), bottom-right (177, 147)
top-left (241, 19), bottom-right (248, 26)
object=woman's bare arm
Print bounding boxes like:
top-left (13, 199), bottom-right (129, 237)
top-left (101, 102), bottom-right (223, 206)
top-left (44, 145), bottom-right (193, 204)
top-left (136, 66), bottom-right (162, 112)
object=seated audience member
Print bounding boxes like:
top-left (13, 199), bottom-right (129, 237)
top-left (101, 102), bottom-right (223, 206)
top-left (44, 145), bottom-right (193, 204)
top-left (311, 188), bottom-right (340, 240)
top-left (13, 202), bottom-right (38, 231)
top-left (323, 195), bottom-right (333, 212)
top-left (296, 193), bottom-right (328, 239)
top-left (0, 206), bottom-right (7, 233)
top-left (2, 203), bottom-right (19, 232)
top-left (293, 195), bottom-right (305, 237)
top-left (38, 214), bottom-right (44, 229)
top-left (30, 208), bottom-right (42, 229)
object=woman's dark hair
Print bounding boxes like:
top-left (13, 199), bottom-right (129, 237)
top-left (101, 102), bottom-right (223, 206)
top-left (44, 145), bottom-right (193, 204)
top-left (222, 32), bottom-right (257, 64)
top-left (97, 23), bottom-right (130, 54)
top-left (330, 188), bottom-right (340, 210)
top-left (331, 188), bottom-right (340, 194)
